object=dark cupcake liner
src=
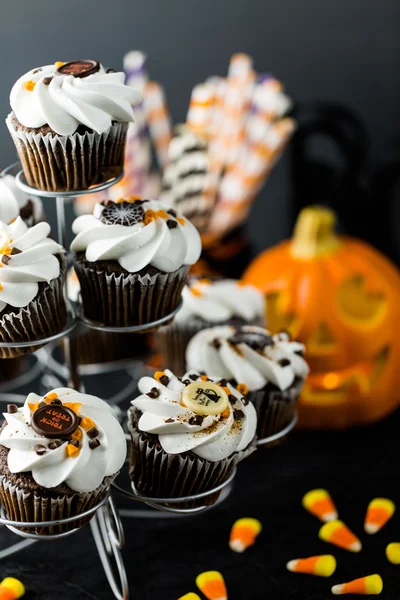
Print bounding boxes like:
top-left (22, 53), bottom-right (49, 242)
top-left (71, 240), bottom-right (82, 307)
top-left (157, 315), bottom-right (266, 376)
top-left (73, 258), bottom-right (189, 329)
top-left (0, 474), bottom-right (114, 535)
top-left (128, 410), bottom-right (256, 509)
top-left (0, 356), bottom-right (24, 384)
top-left (7, 115), bottom-right (128, 192)
top-left (248, 377), bottom-right (305, 440)
top-left (0, 257), bottom-right (67, 359)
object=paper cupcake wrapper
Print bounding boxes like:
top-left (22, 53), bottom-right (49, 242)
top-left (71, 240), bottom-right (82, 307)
top-left (128, 413), bottom-right (256, 509)
top-left (249, 377), bottom-right (305, 440)
top-left (73, 258), bottom-right (189, 329)
top-left (0, 258), bottom-right (67, 359)
top-left (157, 315), bottom-right (266, 376)
top-left (0, 356), bottom-right (24, 383)
top-left (0, 474), bottom-right (115, 535)
top-left (6, 115), bottom-right (128, 192)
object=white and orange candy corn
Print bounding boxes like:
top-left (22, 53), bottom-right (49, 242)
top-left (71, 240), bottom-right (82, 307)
top-left (364, 498), bottom-right (395, 534)
top-left (178, 594), bottom-right (201, 600)
top-left (332, 574), bottom-right (383, 595)
top-left (286, 555), bottom-right (336, 577)
top-left (386, 543), bottom-right (400, 565)
top-left (229, 518), bottom-right (262, 553)
top-left (196, 571), bottom-right (227, 600)
top-left (302, 489), bottom-right (338, 522)
top-left (319, 520), bottom-right (362, 553)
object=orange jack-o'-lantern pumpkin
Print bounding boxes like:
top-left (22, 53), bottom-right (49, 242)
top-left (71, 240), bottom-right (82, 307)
top-left (243, 205), bottom-right (400, 429)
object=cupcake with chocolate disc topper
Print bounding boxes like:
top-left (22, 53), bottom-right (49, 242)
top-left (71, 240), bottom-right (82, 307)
top-left (0, 173), bottom-right (44, 227)
top-left (0, 218), bottom-right (67, 358)
top-left (0, 387), bottom-right (126, 534)
top-left (71, 198), bottom-right (201, 328)
top-left (7, 60), bottom-right (140, 192)
top-left (186, 325), bottom-right (309, 439)
top-left (128, 368), bottom-right (257, 507)
top-left (157, 278), bottom-right (265, 375)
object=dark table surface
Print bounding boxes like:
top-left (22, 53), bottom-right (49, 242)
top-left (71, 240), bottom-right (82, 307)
top-left (1, 364), bottom-right (399, 600)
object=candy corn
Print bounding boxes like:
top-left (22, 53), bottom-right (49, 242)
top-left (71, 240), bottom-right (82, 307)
top-left (196, 571), bottom-right (227, 600)
top-left (229, 517), bottom-right (262, 553)
top-left (286, 555), bottom-right (336, 577)
top-left (386, 542), bottom-right (400, 565)
top-left (331, 574), bottom-right (383, 595)
top-left (178, 594), bottom-right (201, 600)
top-left (0, 577), bottom-right (25, 599)
top-left (302, 489), bottom-right (338, 522)
top-left (364, 498), bottom-right (395, 534)
top-left (319, 520), bottom-right (362, 553)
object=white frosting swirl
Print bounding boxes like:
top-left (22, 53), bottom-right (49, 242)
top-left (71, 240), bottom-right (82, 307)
top-left (71, 200), bottom-right (202, 273)
top-left (176, 279), bottom-right (265, 323)
top-left (131, 369), bottom-right (257, 461)
top-left (0, 218), bottom-right (64, 313)
top-left (0, 175), bottom-right (29, 224)
top-left (186, 325), bottom-right (309, 392)
top-left (10, 62), bottom-right (140, 135)
top-left (0, 388), bottom-right (126, 493)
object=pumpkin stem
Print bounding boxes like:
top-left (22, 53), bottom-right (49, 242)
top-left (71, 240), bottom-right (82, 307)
top-left (291, 205), bottom-right (340, 259)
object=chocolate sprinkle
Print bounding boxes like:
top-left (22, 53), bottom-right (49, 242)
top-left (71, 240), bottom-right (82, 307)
top-left (230, 330), bottom-right (273, 351)
top-left (294, 349), bottom-right (304, 356)
top-left (159, 375), bottom-right (170, 386)
top-left (38, 401), bottom-right (47, 409)
top-left (218, 379), bottom-right (228, 387)
top-left (234, 409), bottom-right (245, 420)
top-left (43, 77), bottom-right (53, 86)
top-left (7, 404), bottom-right (18, 414)
top-left (49, 440), bottom-right (62, 450)
top-left (278, 358), bottom-right (291, 367)
top-left (241, 396), bottom-right (249, 405)
top-left (165, 418), bottom-right (175, 423)
top-left (89, 438), bottom-right (101, 449)
top-left (50, 398), bottom-right (62, 405)
top-left (228, 394), bottom-right (236, 403)
top-left (211, 338), bottom-right (221, 350)
top-left (87, 427), bottom-right (99, 439)
top-left (166, 219), bottom-right (178, 229)
top-left (34, 444), bottom-right (47, 456)
top-left (1, 255), bottom-right (11, 265)
top-left (100, 201), bottom-right (144, 226)
top-left (146, 387), bottom-right (160, 399)
top-left (11, 247), bottom-right (22, 255)
top-left (70, 440), bottom-right (80, 448)
top-left (182, 379), bottom-right (190, 386)
top-left (32, 68), bottom-right (43, 74)
top-left (188, 415), bottom-right (204, 426)
top-left (168, 209), bottom-right (177, 217)
top-left (188, 374), bottom-right (198, 381)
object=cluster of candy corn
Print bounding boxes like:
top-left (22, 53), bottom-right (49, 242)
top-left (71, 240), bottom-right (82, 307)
top-left (288, 489), bottom-right (398, 595)
top-left (179, 571), bottom-right (228, 600)
top-left (0, 578), bottom-right (25, 599)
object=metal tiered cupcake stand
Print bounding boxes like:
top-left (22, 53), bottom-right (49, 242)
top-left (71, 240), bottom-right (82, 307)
top-left (0, 167), bottom-right (241, 600)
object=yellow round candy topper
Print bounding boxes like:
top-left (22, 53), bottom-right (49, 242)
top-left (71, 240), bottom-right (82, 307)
top-left (182, 381), bottom-right (229, 416)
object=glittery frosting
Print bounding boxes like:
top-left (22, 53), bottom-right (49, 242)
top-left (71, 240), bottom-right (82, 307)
top-left (70, 199), bottom-right (202, 273)
top-left (0, 218), bottom-right (64, 313)
top-left (10, 61), bottom-right (140, 135)
top-left (0, 174), bottom-right (30, 224)
top-left (131, 369), bottom-right (257, 461)
top-left (0, 388), bottom-right (126, 492)
top-left (186, 325), bottom-right (309, 392)
top-left (176, 278), bottom-right (265, 323)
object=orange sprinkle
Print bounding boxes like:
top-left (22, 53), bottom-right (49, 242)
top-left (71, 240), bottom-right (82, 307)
top-left (191, 288), bottom-right (203, 297)
top-left (71, 428), bottom-right (83, 441)
top-left (55, 61), bottom-right (65, 68)
top-left (200, 375), bottom-right (209, 381)
top-left (44, 392), bottom-right (58, 404)
top-left (63, 402), bottom-right (82, 414)
top-left (144, 209), bottom-right (156, 225)
top-left (80, 417), bottom-right (96, 431)
top-left (66, 444), bottom-right (79, 458)
top-left (28, 402), bottom-right (39, 412)
top-left (198, 278), bottom-right (212, 285)
top-left (222, 387), bottom-right (230, 395)
top-left (221, 408), bottom-right (230, 418)
top-left (0, 283), bottom-right (3, 292)
top-left (237, 280), bottom-right (248, 287)
top-left (155, 210), bottom-right (170, 220)
top-left (154, 371), bottom-right (166, 383)
top-left (237, 383), bottom-right (248, 395)
top-left (177, 217), bottom-right (185, 226)
top-left (24, 80), bottom-right (36, 92)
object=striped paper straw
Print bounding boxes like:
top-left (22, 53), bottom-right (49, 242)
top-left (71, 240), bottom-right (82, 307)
top-left (143, 80), bottom-right (172, 170)
top-left (186, 83), bottom-right (215, 137)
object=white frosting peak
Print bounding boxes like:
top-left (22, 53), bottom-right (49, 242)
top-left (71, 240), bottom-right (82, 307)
top-left (10, 62), bottom-right (140, 135)
top-left (176, 279), bottom-right (265, 323)
top-left (131, 369), bottom-right (257, 461)
top-left (0, 218), bottom-right (64, 313)
top-left (71, 199), bottom-right (202, 274)
top-left (0, 388), bottom-right (126, 492)
top-left (186, 325), bottom-right (309, 392)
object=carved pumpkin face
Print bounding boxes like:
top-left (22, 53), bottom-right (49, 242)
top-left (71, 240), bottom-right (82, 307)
top-left (243, 206), bottom-right (400, 429)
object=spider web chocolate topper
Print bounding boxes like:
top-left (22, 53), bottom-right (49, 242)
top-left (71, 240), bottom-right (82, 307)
top-left (100, 201), bottom-right (145, 226)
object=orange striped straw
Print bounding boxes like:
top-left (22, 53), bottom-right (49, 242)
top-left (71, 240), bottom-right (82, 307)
top-left (143, 80), bottom-right (172, 169)
top-left (187, 83), bottom-right (215, 137)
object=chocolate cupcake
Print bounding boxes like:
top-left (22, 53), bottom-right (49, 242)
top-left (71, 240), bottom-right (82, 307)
top-left (0, 174), bottom-right (44, 227)
top-left (6, 60), bottom-right (140, 192)
top-left (128, 369), bottom-right (257, 507)
top-left (71, 198), bottom-right (201, 328)
top-left (0, 387), bottom-right (126, 534)
top-left (0, 357), bottom-right (24, 384)
top-left (157, 278), bottom-right (265, 375)
top-left (0, 218), bottom-right (67, 358)
top-left (186, 326), bottom-right (309, 439)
